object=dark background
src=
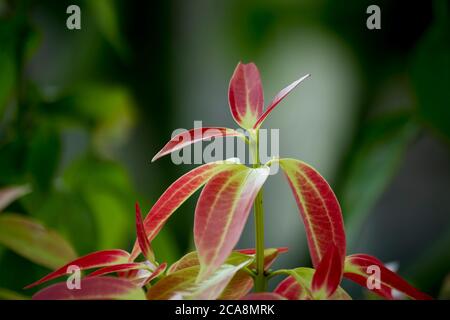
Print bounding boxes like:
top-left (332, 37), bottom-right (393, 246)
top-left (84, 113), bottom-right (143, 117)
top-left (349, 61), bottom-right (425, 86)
top-left (0, 0), bottom-right (449, 298)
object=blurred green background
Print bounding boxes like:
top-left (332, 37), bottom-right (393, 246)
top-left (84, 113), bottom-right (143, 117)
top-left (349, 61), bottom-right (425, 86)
top-left (0, 0), bottom-right (449, 299)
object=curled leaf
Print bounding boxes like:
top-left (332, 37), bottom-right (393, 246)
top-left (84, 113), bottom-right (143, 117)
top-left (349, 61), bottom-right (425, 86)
top-left (241, 292), bottom-right (286, 300)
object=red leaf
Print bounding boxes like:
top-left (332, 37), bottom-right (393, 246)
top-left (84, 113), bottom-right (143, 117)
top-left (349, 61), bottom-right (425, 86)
top-left (344, 254), bottom-right (432, 300)
top-left (151, 127), bottom-right (246, 162)
top-left (32, 277), bottom-right (145, 300)
top-left (86, 262), bottom-right (147, 278)
top-left (241, 292), bottom-right (286, 300)
top-left (139, 262), bottom-right (167, 286)
top-left (135, 202), bottom-right (154, 262)
top-left (194, 166), bottom-right (270, 280)
top-left (253, 74), bottom-right (310, 129)
top-left (279, 158), bottom-right (346, 267)
top-left (274, 276), bottom-right (303, 300)
top-left (25, 249), bottom-right (130, 289)
top-left (311, 244), bottom-right (342, 298)
top-left (228, 62), bottom-right (264, 129)
top-left (130, 160), bottom-right (243, 260)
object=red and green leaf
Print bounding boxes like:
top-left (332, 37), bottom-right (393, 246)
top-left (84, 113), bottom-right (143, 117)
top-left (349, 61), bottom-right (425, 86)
top-left (228, 62), bottom-right (264, 129)
top-left (236, 247), bottom-right (288, 270)
top-left (311, 244), bottom-right (343, 299)
top-left (32, 277), bottom-right (145, 300)
top-left (25, 249), bottom-right (130, 289)
top-left (152, 128), bottom-right (246, 162)
top-left (218, 270), bottom-right (254, 300)
top-left (275, 268), bottom-right (351, 300)
top-left (344, 254), bottom-right (432, 300)
top-left (147, 258), bottom-right (251, 300)
top-left (86, 262), bottom-right (147, 278)
top-left (278, 158), bottom-right (346, 267)
top-left (253, 74), bottom-right (310, 129)
top-left (130, 159), bottom-right (243, 260)
top-left (0, 214), bottom-right (77, 270)
top-left (135, 202), bottom-right (154, 262)
top-left (194, 166), bottom-right (270, 280)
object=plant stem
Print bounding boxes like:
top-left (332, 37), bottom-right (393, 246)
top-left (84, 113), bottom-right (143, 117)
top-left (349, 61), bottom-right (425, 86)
top-left (250, 129), bottom-right (267, 292)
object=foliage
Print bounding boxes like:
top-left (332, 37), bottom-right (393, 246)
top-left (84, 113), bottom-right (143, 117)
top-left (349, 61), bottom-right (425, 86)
top-left (19, 63), bottom-right (432, 300)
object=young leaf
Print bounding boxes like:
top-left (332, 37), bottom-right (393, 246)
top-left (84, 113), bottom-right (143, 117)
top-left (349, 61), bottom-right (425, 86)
top-left (236, 247), bottom-right (288, 270)
top-left (0, 185), bottom-right (31, 212)
top-left (241, 292), bottom-right (286, 300)
top-left (32, 277), bottom-right (146, 300)
top-left (129, 159), bottom-right (243, 260)
top-left (25, 249), bottom-right (130, 289)
top-left (135, 202), bottom-right (154, 262)
top-left (139, 262), bottom-right (167, 286)
top-left (274, 276), bottom-right (303, 300)
top-left (311, 244), bottom-right (343, 299)
top-left (218, 270), bottom-right (254, 300)
top-left (147, 259), bottom-right (251, 300)
top-left (253, 74), bottom-right (310, 129)
top-left (152, 128), bottom-right (246, 162)
top-left (167, 248), bottom-right (284, 275)
top-left (228, 62), bottom-right (264, 129)
top-left (0, 214), bottom-right (77, 270)
top-left (276, 268), bottom-right (351, 300)
top-left (194, 166), bottom-right (270, 280)
top-left (86, 262), bottom-right (147, 278)
top-left (278, 158), bottom-right (346, 267)
top-left (344, 254), bottom-right (432, 300)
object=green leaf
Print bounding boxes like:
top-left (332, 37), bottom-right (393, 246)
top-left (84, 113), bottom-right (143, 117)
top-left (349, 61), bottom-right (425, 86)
top-left (336, 113), bottom-right (418, 245)
top-left (0, 214), bottom-right (77, 269)
top-left (411, 1), bottom-right (450, 139)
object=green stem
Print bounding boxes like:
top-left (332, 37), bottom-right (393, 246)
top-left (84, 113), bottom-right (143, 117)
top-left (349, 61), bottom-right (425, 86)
top-left (250, 129), bottom-right (267, 292)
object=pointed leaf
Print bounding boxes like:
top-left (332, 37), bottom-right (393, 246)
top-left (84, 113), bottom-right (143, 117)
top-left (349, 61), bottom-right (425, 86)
top-left (147, 259), bottom-right (251, 300)
top-left (276, 268), bottom-right (351, 300)
top-left (241, 292), bottom-right (286, 300)
top-left (344, 254), bottom-right (432, 300)
top-left (311, 244), bottom-right (343, 299)
top-left (139, 262), bottom-right (167, 286)
top-left (278, 158), bottom-right (346, 267)
top-left (130, 159), bottom-right (243, 260)
top-left (87, 262), bottom-right (147, 278)
top-left (0, 214), bottom-right (77, 270)
top-left (32, 277), bottom-right (145, 300)
top-left (168, 250), bottom-right (257, 275)
top-left (135, 202), bottom-right (154, 262)
top-left (25, 249), bottom-right (130, 289)
top-left (253, 74), bottom-right (310, 129)
top-left (152, 127), bottom-right (246, 162)
top-left (236, 247), bottom-right (288, 270)
top-left (195, 166), bottom-right (270, 280)
top-left (228, 62), bottom-right (264, 129)
top-left (0, 185), bottom-right (31, 212)
top-left (218, 270), bottom-right (254, 300)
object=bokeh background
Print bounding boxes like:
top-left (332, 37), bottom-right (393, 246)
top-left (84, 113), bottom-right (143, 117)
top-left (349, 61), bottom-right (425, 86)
top-left (0, 0), bottom-right (449, 299)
